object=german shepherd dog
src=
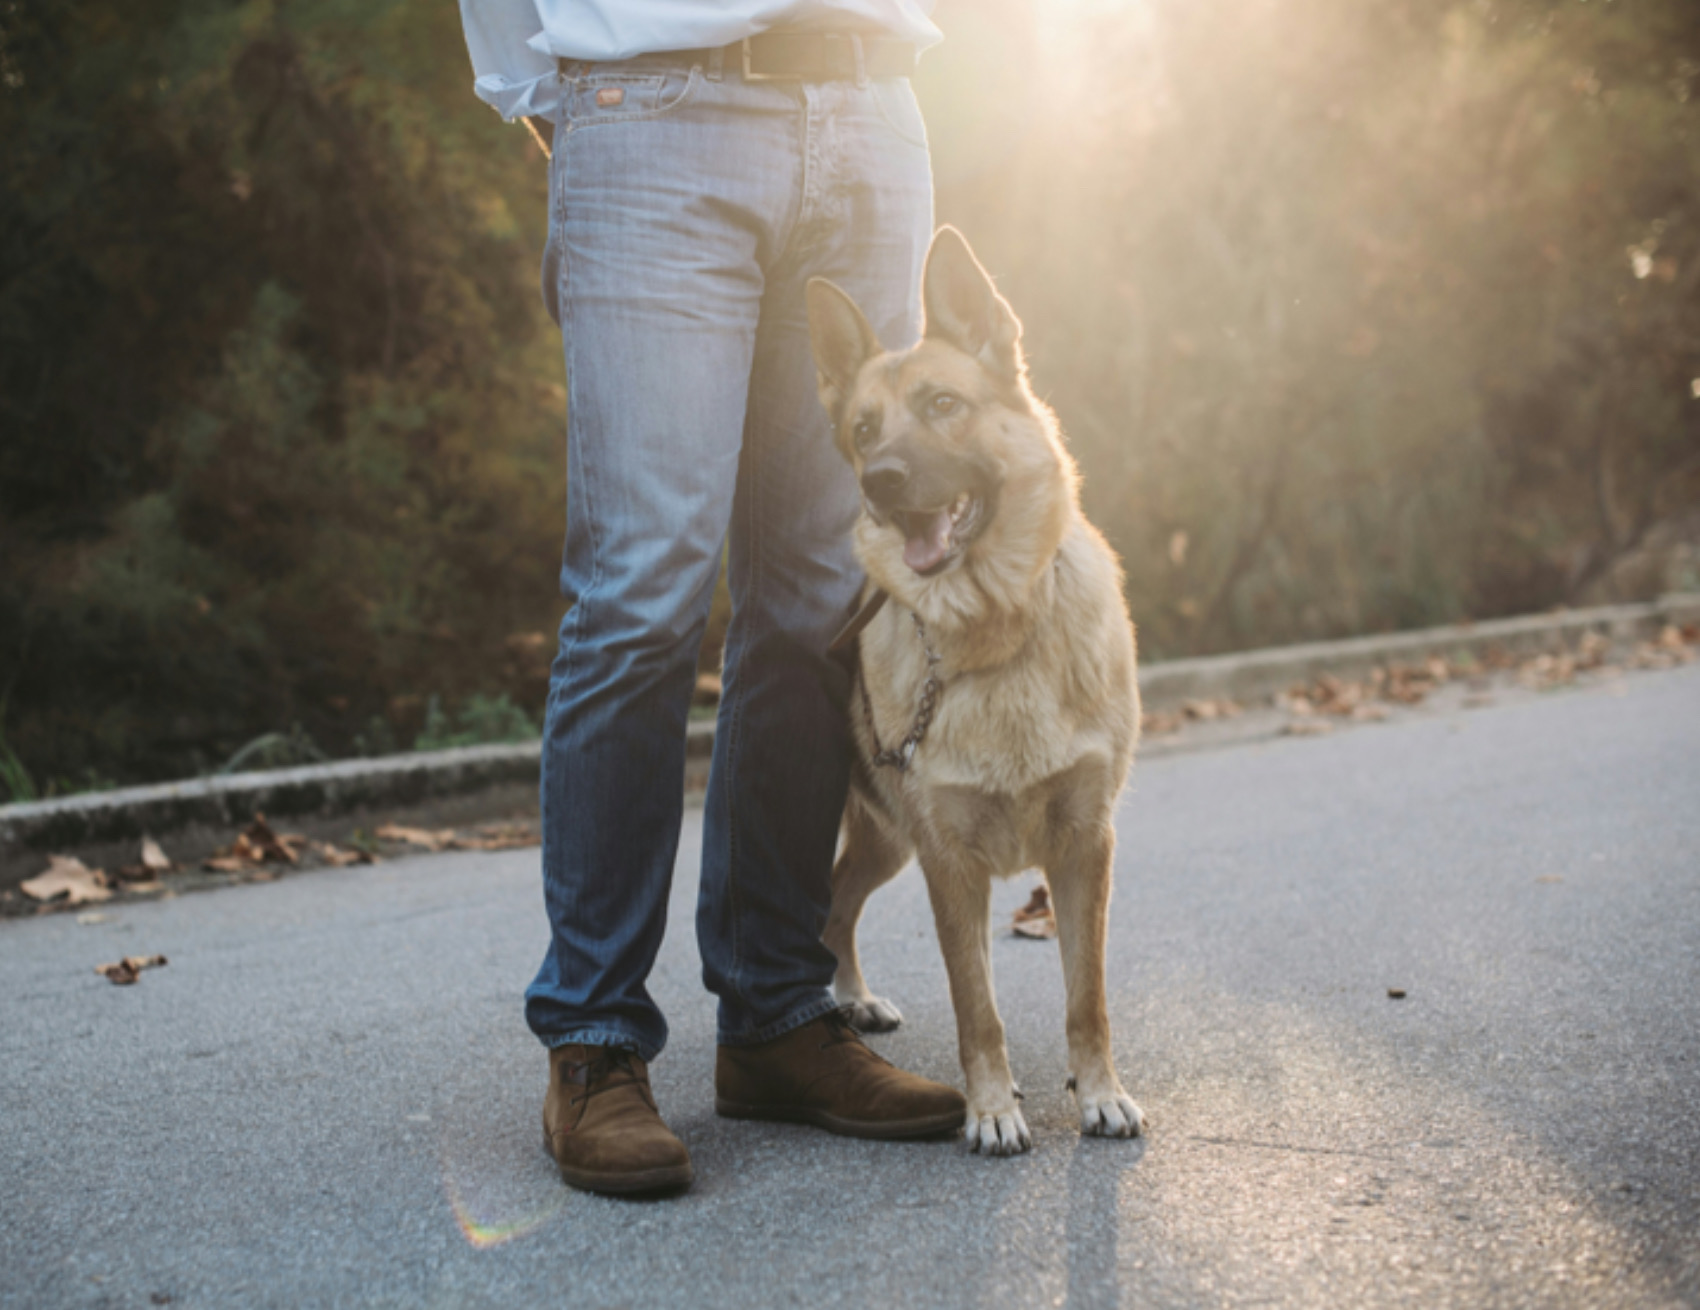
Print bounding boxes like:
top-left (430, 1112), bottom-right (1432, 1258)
top-left (806, 227), bottom-right (1143, 1156)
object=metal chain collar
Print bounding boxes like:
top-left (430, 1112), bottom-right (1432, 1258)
top-left (859, 610), bottom-right (942, 772)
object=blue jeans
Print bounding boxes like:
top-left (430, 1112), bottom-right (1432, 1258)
top-left (525, 53), bottom-right (934, 1061)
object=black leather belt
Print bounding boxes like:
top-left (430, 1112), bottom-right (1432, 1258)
top-left (563, 32), bottom-right (917, 81)
top-left (737, 32), bottom-right (916, 79)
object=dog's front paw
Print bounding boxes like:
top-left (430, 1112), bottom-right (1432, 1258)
top-left (965, 1102), bottom-right (1032, 1156)
top-left (836, 993), bottom-right (903, 1033)
top-left (1075, 1083), bottom-right (1144, 1139)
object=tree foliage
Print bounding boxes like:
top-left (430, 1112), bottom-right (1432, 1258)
top-left (923, 0), bottom-right (1700, 656)
top-left (2, 0), bottom-right (1698, 793)
top-left (1, 0), bottom-right (562, 789)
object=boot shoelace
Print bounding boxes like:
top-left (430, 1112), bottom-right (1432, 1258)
top-left (568, 1048), bottom-right (648, 1108)
top-left (819, 1009), bottom-right (891, 1065)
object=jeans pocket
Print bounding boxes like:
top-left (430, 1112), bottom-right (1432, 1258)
top-left (870, 78), bottom-right (929, 149)
top-left (566, 65), bottom-right (701, 127)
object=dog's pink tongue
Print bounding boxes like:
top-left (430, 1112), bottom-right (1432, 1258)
top-left (903, 509), bottom-right (953, 574)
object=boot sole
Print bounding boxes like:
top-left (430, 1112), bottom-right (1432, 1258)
top-left (544, 1130), bottom-right (695, 1197)
top-left (714, 1096), bottom-right (965, 1140)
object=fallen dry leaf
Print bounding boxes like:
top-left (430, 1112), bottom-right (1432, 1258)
top-left (1141, 710), bottom-right (1185, 737)
top-left (1625, 625), bottom-right (1698, 671)
top-left (1283, 719), bottom-right (1334, 737)
top-left (375, 823), bottom-right (456, 851)
top-left (1518, 651), bottom-right (1577, 690)
top-left (1308, 673), bottom-right (1365, 715)
top-left (114, 835), bottom-right (177, 882)
top-left (1283, 691), bottom-right (1316, 716)
top-left (96, 954), bottom-right (168, 985)
top-left (1576, 630), bottom-right (1610, 671)
top-left (1182, 697), bottom-right (1243, 722)
top-left (1011, 884), bottom-right (1057, 940)
top-left (240, 814), bottom-right (298, 863)
top-left (313, 841), bottom-right (375, 868)
top-left (449, 822), bottom-right (541, 852)
top-left (1382, 662), bottom-right (1441, 705)
top-left (21, 855), bottom-right (113, 906)
top-left (204, 813), bottom-right (300, 870)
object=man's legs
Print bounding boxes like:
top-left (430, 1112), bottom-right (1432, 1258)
top-left (699, 76), bottom-right (935, 1045)
top-left (525, 63), bottom-right (784, 1061)
top-left (699, 159), bottom-right (968, 1136)
top-left (529, 62), bottom-right (959, 1184)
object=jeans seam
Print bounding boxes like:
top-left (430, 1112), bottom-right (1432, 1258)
top-left (723, 334), bottom-right (787, 1027)
top-left (563, 141), bottom-right (604, 674)
top-left (721, 416), bottom-right (760, 1012)
top-left (547, 146), bottom-right (603, 965)
top-left (761, 88), bottom-right (814, 285)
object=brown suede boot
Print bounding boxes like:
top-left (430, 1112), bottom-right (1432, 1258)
top-left (715, 1010), bottom-right (966, 1139)
top-left (543, 1045), bottom-right (694, 1195)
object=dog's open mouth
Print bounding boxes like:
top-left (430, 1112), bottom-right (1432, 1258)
top-left (894, 492), bottom-right (985, 576)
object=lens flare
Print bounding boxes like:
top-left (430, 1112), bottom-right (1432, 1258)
top-left (443, 1165), bottom-right (570, 1249)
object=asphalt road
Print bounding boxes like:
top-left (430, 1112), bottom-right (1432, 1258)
top-left (3, 662), bottom-right (1698, 1309)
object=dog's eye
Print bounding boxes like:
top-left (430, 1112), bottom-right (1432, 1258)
top-left (929, 392), bottom-right (960, 417)
top-left (852, 419), bottom-right (876, 448)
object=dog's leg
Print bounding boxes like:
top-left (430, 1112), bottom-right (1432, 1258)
top-left (824, 800), bottom-right (912, 1032)
top-left (921, 853), bottom-right (1030, 1156)
top-left (1047, 826), bottom-right (1143, 1139)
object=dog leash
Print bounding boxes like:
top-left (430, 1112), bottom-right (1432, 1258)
top-left (857, 609), bottom-right (942, 772)
top-left (827, 588), bottom-right (889, 657)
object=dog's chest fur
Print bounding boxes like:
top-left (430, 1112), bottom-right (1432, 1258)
top-left (855, 528), bottom-right (1138, 875)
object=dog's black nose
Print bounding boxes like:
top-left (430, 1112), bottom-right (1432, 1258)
top-left (861, 456), bottom-right (909, 505)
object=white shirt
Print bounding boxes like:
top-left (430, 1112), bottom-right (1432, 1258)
top-left (460, 0), bottom-right (942, 120)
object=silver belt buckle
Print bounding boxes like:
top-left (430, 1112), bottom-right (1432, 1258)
top-left (740, 37), bottom-right (800, 82)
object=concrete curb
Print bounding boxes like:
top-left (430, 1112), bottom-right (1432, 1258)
top-left (3, 594), bottom-right (1694, 886)
top-left (1139, 592), bottom-right (1700, 709)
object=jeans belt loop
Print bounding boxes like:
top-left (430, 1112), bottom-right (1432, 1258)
top-left (706, 44), bottom-right (724, 82)
top-left (739, 38), bottom-right (781, 82)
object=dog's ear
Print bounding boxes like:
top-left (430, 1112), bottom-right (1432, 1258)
top-left (807, 278), bottom-right (881, 419)
top-left (922, 226), bottom-right (1023, 377)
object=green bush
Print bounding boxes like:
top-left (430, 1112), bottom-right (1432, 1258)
top-left (413, 693), bottom-right (538, 752)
